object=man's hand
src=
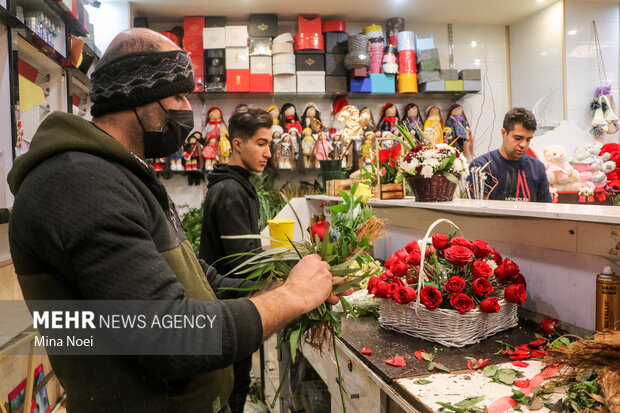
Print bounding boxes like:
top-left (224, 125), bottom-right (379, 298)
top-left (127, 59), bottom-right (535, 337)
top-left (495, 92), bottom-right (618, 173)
top-left (281, 254), bottom-right (333, 313)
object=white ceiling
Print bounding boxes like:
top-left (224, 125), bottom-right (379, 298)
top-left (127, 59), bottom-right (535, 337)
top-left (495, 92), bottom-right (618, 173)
top-left (128, 0), bottom-right (619, 25)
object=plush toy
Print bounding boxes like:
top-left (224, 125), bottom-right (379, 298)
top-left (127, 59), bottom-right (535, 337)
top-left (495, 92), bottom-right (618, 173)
top-left (401, 103), bottom-right (424, 140)
top-left (543, 145), bottom-right (581, 191)
top-left (313, 130), bottom-right (333, 167)
top-left (423, 105), bottom-right (444, 145)
top-left (571, 142), bottom-right (616, 190)
top-left (590, 86), bottom-right (619, 136)
top-left (218, 130), bottom-right (231, 163)
top-left (600, 143), bottom-right (620, 188)
top-left (184, 134), bottom-right (204, 171)
top-left (280, 103), bottom-right (302, 136)
top-left (377, 103), bottom-right (400, 133)
top-left (203, 107), bottom-right (227, 140)
top-left (274, 133), bottom-right (295, 170)
top-left (266, 105), bottom-right (280, 126)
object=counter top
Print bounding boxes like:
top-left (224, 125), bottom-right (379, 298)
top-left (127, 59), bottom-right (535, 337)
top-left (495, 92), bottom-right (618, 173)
top-left (306, 195), bottom-right (620, 224)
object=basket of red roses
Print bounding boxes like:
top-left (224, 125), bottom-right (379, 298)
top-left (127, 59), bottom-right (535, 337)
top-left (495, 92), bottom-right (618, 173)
top-left (367, 219), bottom-right (526, 347)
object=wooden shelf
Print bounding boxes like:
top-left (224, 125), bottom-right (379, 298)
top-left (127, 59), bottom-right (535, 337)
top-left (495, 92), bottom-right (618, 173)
top-left (193, 91), bottom-right (476, 101)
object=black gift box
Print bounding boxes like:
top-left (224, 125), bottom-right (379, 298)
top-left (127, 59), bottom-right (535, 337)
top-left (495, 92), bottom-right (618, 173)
top-left (325, 53), bottom-right (345, 76)
top-left (325, 32), bottom-right (349, 54)
top-left (325, 75), bottom-right (347, 92)
top-left (249, 14), bottom-right (278, 37)
top-left (207, 66), bottom-right (225, 75)
top-left (206, 57), bottom-right (225, 67)
top-left (206, 49), bottom-right (225, 58)
top-left (205, 16), bottom-right (226, 28)
top-left (295, 53), bottom-right (325, 71)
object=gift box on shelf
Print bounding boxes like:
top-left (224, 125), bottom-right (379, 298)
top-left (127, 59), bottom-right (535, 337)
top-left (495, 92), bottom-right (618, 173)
top-left (350, 76), bottom-right (371, 92)
top-left (295, 53), bottom-right (325, 71)
top-left (298, 15), bottom-right (322, 34)
top-left (206, 49), bottom-right (225, 58)
top-left (206, 56), bottom-right (225, 67)
top-left (193, 75), bottom-right (204, 93)
top-left (294, 33), bottom-right (325, 52)
top-left (297, 71), bottom-right (325, 93)
top-left (205, 16), bottom-right (226, 28)
top-left (398, 50), bottom-right (416, 72)
top-left (184, 36), bottom-right (204, 57)
top-left (463, 80), bottom-right (482, 91)
top-left (325, 75), bottom-right (347, 92)
top-left (161, 31), bottom-right (179, 46)
top-left (225, 25), bottom-right (248, 47)
top-left (249, 13), bottom-right (278, 37)
top-left (419, 59), bottom-right (440, 72)
top-left (273, 53), bottom-right (295, 75)
top-left (206, 75), bottom-right (226, 92)
top-left (459, 69), bottom-right (482, 80)
top-left (184, 16), bottom-right (205, 38)
top-left (206, 65), bottom-right (225, 76)
top-left (226, 69), bottom-right (250, 92)
top-left (416, 48), bottom-right (439, 62)
top-left (225, 47), bottom-right (249, 69)
top-left (325, 32), bottom-right (349, 54)
top-left (352, 67), bottom-right (368, 77)
top-left (445, 79), bottom-right (464, 91)
top-left (417, 70), bottom-right (440, 84)
top-left (250, 73), bottom-right (273, 92)
top-left (250, 56), bottom-right (272, 74)
top-left (415, 33), bottom-right (435, 50)
top-left (440, 69), bottom-right (458, 80)
top-left (273, 74), bottom-right (296, 93)
top-left (398, 72), bottom-right (418, 93)
top-left (322, 20), bottom-right (346, 33)
top-left (203, 27), bottom-right (225, 49)
top-left (419, 80), bottom-right (446, 92)
top-left (370, 73), bottom-right (395, 94)
top-left (273, 42), bottom-right (294, 55)
top-left (325, 53), bottom-right (346, 76)
top-left (249, 37), bottom-right (272, 56)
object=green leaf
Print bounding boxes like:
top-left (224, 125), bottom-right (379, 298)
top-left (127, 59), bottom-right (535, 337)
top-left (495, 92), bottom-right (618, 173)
top-left (432, 363), bottom-right (451, 373)
top-left (436, 402), bottom-right (460, 412)
top-left (413, 379), bottom-right (433, 385)
top-left (421, 352), bottom-right (435, 362)
top-left (441, 171), bottom-right (461, 185)
top-left (454, 396), bottom-right (484, 408)
top-left (498, 369), bottom-right (517, 385)
top-left (483, 365), bottom-right (499, 377)
top-left (289, 328), bottom-right (301, 363)
top-left (511, 390), bottom-right (528, 404)
top-left (559, 337), bottom-right (571, 347)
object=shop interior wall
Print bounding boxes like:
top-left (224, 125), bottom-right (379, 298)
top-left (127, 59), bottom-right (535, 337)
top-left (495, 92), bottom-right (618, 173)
top-left (0, 24), bottom-right (13, 208)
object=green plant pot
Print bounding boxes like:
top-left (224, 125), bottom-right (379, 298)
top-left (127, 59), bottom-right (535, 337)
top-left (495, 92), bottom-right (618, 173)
top-left (319, 160), bottom-right (345, 192)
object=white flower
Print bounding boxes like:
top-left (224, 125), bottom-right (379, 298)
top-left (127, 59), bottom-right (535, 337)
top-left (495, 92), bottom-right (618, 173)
top-left (422, 150), bottom-right (435, 159)
top-left (486, 259), bottom-right (498, 271)
top-left (409, 157), bottom-right (419, 169)
top-left (452, 158), bottom-right (463, 172)
top-left (436, 143), bottom-right (451, 151)
top-left (427, 158), bottom-right (440, 168)
top-left (421, 165), bottom-right (434, 178)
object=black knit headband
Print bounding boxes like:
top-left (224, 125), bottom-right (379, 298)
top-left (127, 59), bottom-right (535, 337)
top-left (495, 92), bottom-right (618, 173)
top-left (90, 50), bottom-right (195, 117)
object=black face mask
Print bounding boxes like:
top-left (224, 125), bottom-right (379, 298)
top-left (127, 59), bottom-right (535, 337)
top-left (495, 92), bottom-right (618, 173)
top-left (134, 101), bottom-right (194, 158)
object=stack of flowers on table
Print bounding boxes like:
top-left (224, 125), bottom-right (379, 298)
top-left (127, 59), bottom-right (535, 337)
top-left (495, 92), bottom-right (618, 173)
top-left (366, 227), bottom-right (527, 347)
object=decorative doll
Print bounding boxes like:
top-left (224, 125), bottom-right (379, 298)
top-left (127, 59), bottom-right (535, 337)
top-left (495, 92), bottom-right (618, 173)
top-left (218, 130), bottom-right (232, 163)
top-left (183, 134), bottom-right (204, 171)
top-left (358, 105), bottom-right (376, 133)
top-left (331, 133), bottom-right (346, 167)
top-left (301, 102), bottom-right (324, 133)
top-left (279, 103), bottom-right (303, 137)
top-left (377, 103), bottom-right (400, 133)
top-left (289, 127), bottom-right (305, 172)
top-left (381, 131), bottom-right (397, 149)
top-left (275, 133), bottom-right (295, 170)
top-left (360, 131), bottom-right (375, 168)
top-left (149, 157), bottom-right (167, 171)
top-left (301, 127), bottom-right (316, 169)
top-left (202, 136), bottom-right (218, 170)
top-left (271, 125), bottom-right (283, 147)
top-left (444, 104), bottom-right (474, 158)
top-left (424, 105), bottom-right (444, 145)
top-left (203, 107), bottom-right (227, 140)
top-left (401, 103), bottom-right (424, 139)
top-left (313, 130), bottom-right (333, 168)
top-left (266, 105), bottom-right (280, 126)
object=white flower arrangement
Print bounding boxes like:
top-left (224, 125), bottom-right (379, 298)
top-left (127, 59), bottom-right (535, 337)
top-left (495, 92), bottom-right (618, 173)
top-left (399, 143), bottom-right (469, 184)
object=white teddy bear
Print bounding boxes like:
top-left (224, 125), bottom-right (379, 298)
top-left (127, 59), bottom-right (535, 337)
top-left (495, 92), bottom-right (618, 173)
top-left (543, 145), bottom-right (581, 191)
top-left (571, 142), bottom-right (616, 189)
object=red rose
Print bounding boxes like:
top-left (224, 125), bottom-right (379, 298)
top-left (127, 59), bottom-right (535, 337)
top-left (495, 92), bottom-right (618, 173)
top-left (432, 234), bottom-right (449, 250)
top-left (393, 286), bottom-right (417, 305)
top-left (308, 220), bottom-right (330, 242)
top-left (471, 278), bottom-right (494, 296)
top-left (425, 246), bottom-right (437, 258)
top-left (449, 293), bottom-right (475, 313)
top-left (472, 260), bottom-right (493, 278)
top-left (404, 240), bottom-right (420, 253)
top-left (511, 273), bottom-right (527, 287)
top-left (490, 249), bottom-right (503, 266)
top-left (384, 254), bottom-right (399, 269)
top-left (372, 281), bottom-right (391, 298)
top-left (479, 297), bottom-right (501, 313)
top-left (406, 250), bottom-right (421, 266)
top-left (450, 237), bottom-right (473, 250)
top-left (367, 276), bottom-right (380, 293)
top-left (472, 239), bottom-right (491, 259)
top-left (540, 317), bottom-right (559, 335)
top-left (395, 249), bottom-right (409, 260)
top-left (390, 260), bottom-right (410, 277)
top-left (494, 258), bottom-right (520, 284)
top-left (443, 245), bottom-right (474, 267)
top-left (387, 279), bottom-right (405, 298)
top-left (379, 270), bottom-right (394, 280)
top-left (378, 147), bottom-right (390, 165)
top-left (420, 286), bottom-right (442, 310)
top-left (505, 284), bottom-right (527, 306)
top-left (444, 276), bottom-right (466, 294)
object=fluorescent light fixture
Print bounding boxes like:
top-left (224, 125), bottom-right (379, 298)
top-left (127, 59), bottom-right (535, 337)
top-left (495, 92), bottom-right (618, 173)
top-left (470, 41), bottom-right (478, 47)
top-left (567, 30), bottom-right (577, 35)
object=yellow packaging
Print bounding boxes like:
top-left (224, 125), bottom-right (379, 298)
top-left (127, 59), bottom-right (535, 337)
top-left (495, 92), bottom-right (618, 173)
top-left (363, 24), bottom-right (382, 34)
top-left (398, 73), bottom-right (418, 93)
top-left (445, 80), bottom-right (464, 91)
top-left (267, 219), bottom-right (295, 248)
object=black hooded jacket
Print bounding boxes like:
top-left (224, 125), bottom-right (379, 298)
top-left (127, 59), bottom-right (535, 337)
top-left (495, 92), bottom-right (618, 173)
top-left (199, 164), bottom-right (262, 276)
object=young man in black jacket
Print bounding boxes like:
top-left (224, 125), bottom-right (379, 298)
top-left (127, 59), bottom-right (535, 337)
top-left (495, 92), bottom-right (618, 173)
top-left (199, 107), bottom-right (272, 412)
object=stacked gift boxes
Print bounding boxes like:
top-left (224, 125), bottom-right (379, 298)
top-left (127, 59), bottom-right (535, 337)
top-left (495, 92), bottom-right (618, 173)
top-left (272, 33), bottom-right (296, 92)
top-left (347, 33), bottom-right (371, 92)
top-left (248, 14), bottom-right (277, 92)
top-left (397, 30), bottom-right (417, 93)
top-left (415, 34), bottom-right (444, 92)
top-left (295, 15), bottom-right (325, 93)
top-left (323, 20), bottom-right (347, 92)
top-left (460, 69), bottom-right (482, 92)
top-left (364, 24), bottom-right (395, 94)
top-left (225, 25), bottom-right (250, 92)
top-left (203, 16), bottom-right (226, 92)
top-left (184, 17), bottom-right (206, 92)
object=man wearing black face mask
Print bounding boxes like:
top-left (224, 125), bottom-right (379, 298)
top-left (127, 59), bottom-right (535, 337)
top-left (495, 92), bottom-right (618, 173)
top-left (7, 29), bottom-right (349, 413)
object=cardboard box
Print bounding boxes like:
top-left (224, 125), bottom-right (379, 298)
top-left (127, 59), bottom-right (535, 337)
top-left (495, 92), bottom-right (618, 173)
top-left (203, 28), bottom-right (225, 49)
top-left (325, 75), bottom-right (347, 92)
top-left (325, 53), bottom-right (345, 76)
top-left (183, 36), bottom-right (203, 58)
top-left (250, 73), bottom-right (273, 92)
top-left (273, 63), bottom-right (296, 75)
top-left (250, 56), bottom-right (272, 74)
top-left (418, 59), bottom-right (440, 72)
top-left (226, 69), bottom-right (250, 92)
top-left (294, 33), bottom-right (324, 52)
top-left (249, 37), bottom-right (272, 56)
top-left (440, 69), bottom-right (458, 80)
top-left (225, 47), bottom-right (249, 69)
top-left (350, 76), bottom-right (371, 93)
top-left (325, 32), bottom-right (348, 53)
top-left (272, 42), bottom-right (294, 55)
top-left (370, 73), bottom-right (395, 94)
top-left (184, 16), bottom-right (205, 38)
top-left (249, 14), bottom-right (278, 37)
top-left (416, 48), bottom-right (439, 62)
top-left (273, 74), bottom-right (296, 93)
top-left (415, 33), bottom-right (435, 51)
top-left (463, 80), bottom-right (482, 91)
top-left (419, 80), bottom-right (445, 92)
top-left (417, 70), bottom-right (440, 84)
top-left (225, 26), bottom-right (248, 47)
top-left (322, 20), bottom-right (346, 33)
top-left (273, 53), bottom-right (295, 66)
top-left (295, 53), bottom-right (325, 71)
top-left (297, 71), bottom-right (326, 93)
top-left (398, 72), bottom-right (418, 93)
top-left (205, 16), bottom-right (226, 28)
top-left (459, 69), bottom-right (482, 80)
top-left (298, 15), bottom-right (322, 34)
top-left (445, 79), bottom-right (464, 91)
top-left (206, 49), bottom-right (225, 58)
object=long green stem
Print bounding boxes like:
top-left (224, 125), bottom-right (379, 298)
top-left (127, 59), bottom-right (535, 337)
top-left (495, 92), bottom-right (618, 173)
top-left (332, 327), bottom-right (348, 413)
top-left (271, 356), bottom-right (292, 409)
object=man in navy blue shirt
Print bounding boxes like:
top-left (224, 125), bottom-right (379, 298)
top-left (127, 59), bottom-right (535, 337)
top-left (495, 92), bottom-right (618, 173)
top-left (468, 108), bottom-right (552, 202)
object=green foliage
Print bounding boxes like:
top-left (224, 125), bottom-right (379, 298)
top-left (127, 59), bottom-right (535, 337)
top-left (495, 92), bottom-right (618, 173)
top-left (179, 203), bottom-right (204, 253)
top-left (437, 396), bottom-right (485, 413)
top-left (614, 194), bottom-right (620, 206)
top-left (562, 371), bottom-right (602, 412)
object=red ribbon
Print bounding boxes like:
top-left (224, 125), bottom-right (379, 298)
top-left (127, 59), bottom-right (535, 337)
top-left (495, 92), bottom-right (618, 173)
top-left (383, 116), bottom-right (398, 123)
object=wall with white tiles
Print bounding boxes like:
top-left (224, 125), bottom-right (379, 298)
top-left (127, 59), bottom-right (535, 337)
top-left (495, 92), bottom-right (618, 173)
top-left (510, 2), bottom-right (564, 137)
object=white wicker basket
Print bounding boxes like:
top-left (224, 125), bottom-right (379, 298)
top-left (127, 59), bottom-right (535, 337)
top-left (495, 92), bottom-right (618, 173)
top-left (378, 218), bottom-right (519, 348)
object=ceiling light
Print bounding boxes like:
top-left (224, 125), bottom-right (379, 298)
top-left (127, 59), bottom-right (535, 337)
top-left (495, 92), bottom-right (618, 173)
top-left (568, 30), bottom-right (577, 35)
top-left (470, 41), bottom-right (477, 47)
top-left (474, 59), bottom-right (481, 66)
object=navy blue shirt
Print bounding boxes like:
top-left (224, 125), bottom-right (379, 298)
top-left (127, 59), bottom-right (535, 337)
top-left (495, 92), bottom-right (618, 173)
top-left (467, 150), bottom-right (552, 202)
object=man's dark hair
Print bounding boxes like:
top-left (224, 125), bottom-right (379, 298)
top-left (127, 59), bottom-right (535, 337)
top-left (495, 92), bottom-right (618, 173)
top-left (503, 107), bottom-right (537, 133)
top-left (228, 107), bottom-right (272, 145)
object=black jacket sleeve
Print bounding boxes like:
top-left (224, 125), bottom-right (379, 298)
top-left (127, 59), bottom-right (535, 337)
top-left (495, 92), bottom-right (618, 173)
top-left (198, 256), bottom-right (257, 299)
